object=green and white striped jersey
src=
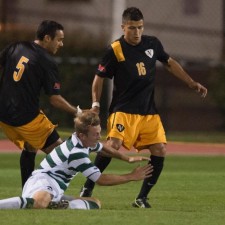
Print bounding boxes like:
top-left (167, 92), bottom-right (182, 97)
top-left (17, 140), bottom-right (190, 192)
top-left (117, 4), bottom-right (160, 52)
top-left (33, 133), bottom-right (103, 191)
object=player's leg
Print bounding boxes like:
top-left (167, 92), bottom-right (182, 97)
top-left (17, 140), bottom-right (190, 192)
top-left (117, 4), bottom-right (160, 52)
top-left (80, 112), bottom-right (136, 197)
top-left (68, 197), bottom-right (101, 209)
top-left (48, 197), bottom-right (101, 210)
top-left (41, 129), bottom-right (62, 154)
top-left (0, 121), bottom-right (35, 188)
top-left (9, 191), bottom-right (51, 209)
top-left (20, 143), bottom-right (37, 187)
top-left (22, 172), bottom-right (64, 209)
top-left (132, 114), bottom-right (166, 208)
top-left (20, 129), bottom-right (62, 188)
top-left (20, 112), bottom-right (62, 187)
top-left (0, 197), bottom-right (34, 209)
top-left (133, 143), bottom-right (166, 208)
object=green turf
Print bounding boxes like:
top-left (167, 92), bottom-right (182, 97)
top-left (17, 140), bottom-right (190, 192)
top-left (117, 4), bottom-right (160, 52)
top-left (1, 129), bottom-right (225, 143)
top-left (166, 131), bottom-right (225, 143)
top-left (0, 153), bottom-right (224, 225)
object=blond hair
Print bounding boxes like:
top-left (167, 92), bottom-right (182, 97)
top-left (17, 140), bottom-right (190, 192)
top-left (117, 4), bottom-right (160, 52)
top-left (74, 111), bottom-right (100, 135)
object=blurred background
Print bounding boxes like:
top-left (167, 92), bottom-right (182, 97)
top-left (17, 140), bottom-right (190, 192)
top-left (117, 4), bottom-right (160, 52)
top-left (0, 0), bottom-right (225, 137)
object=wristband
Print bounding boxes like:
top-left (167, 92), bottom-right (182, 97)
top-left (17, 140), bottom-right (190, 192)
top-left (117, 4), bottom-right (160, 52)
top-left (77, 105), bottom-right (82, 115)
top-left (92, 102), bottom-right (100, 108)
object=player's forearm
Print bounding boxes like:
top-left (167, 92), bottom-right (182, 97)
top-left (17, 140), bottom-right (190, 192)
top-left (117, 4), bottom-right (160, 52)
top-left (49, 95), bottom-right (77, 115)
top-left (96, 174), bottom-right (133, 186)
top-left (96, 164), bottom-right (153, 186)
top-left (166, 57), bottom-right (195, 87)
top-left (92, 75), bottom-right (104, 102)
top-left (102, 144), bottom-right (129, 162)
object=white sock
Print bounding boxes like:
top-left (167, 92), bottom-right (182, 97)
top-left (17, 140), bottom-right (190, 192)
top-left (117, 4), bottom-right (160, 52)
top-left (68, 199), bottom-right (88, 210)
top-left (0, 197), bottom-right (22, 209)
top-left (0, 197), bottom-right (33, 209)
top-left (68, 199), bottom-right (99, 210)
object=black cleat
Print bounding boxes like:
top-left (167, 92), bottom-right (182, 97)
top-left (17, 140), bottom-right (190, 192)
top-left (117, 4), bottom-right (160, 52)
top-left (79, 186), bottom-right (93, 197)
top-left (132, 197), bottom-right (151, 208)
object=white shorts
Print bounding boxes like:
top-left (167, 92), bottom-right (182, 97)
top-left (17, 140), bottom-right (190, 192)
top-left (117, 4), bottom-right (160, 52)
top-left (22, 173), bottom-right (63, 202)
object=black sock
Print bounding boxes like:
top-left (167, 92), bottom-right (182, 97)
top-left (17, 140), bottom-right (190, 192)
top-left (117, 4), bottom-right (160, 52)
top-left (137, 155), bottom-right (165, 199)
top-left (20, 150), bottom-right (36, 188)
top-left (83, 153), bottom-right (112, 190)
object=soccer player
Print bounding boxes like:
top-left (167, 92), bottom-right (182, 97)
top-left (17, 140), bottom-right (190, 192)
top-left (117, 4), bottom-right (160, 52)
top-left (0, 20), bottom-right (79, 187)
top-left (0, 111), bottom-right (152, 210)
top-left (80, 7), bottom-right (208, 208)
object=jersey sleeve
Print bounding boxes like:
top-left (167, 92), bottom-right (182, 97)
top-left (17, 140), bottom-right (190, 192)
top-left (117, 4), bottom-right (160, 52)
top-left (71, 156), bottom-right (101, 182)
top-left (155, 38), bottom-right (170, 63)
top-left (85, 164), bottom-right (101, 182)
top-left (95, 46), bottom-right (117, 79)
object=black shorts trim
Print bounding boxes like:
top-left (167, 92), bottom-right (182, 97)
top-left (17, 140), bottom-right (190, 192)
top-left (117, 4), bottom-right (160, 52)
top-left (42, 129), bottom-right (60, 149)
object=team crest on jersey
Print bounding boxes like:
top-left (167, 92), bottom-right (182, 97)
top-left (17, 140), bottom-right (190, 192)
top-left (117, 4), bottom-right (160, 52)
top-left (116, 124), bottom-right (125, 132)
top-left (54, 82), bottom-right (61, 89)
top-left (47, 186), bottom-right (53, 191)
top-left (145, 49), bottom-right (154, 58)
top-left (98, 64), bottom-right (106, 72)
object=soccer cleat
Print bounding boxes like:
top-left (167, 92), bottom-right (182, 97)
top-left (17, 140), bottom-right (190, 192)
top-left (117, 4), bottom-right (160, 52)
top-left (47, 200), bottom-right (69, 209)
top-left (79, 186), bottom-right (93, 197)
top-left (132, 197), bottom-right (151, 208)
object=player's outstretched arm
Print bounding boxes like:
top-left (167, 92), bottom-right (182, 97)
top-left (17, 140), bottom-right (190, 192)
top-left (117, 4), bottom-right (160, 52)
top-left (96, 164), bottom-right (153, 186)
top-left (164, 57), bottom-right (207, 98)
top-left (101, 143), bottom-right (149, 162)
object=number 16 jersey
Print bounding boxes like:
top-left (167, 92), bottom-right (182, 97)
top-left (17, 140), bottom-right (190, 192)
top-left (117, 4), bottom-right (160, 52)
top-left (96, 35), bottom-right (170, 115)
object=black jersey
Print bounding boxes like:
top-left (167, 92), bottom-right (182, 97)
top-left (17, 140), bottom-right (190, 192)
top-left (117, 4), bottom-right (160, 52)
top-left (0, 41), bottom-right (61, 126)
top-left (96, 35), bottom-right (170, 115)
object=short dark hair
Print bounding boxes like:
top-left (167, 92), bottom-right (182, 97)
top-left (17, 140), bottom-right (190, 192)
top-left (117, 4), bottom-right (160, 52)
top-left (74, 111), bottom-right (100, 135)
top-left (36, 20), bottom-right (64, 40)
top-left (122, 7), bottom-right (144, 24)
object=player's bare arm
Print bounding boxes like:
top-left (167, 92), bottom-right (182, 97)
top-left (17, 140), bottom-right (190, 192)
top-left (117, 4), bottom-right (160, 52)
top-left (91, 75), bottom-right (104, 114)
top-left (100, 143), bottom-right (150, 162)
top-left (164, 57), bottom-right (207, 98)
top-left (96, 164), bottom-right (153, 186)
top-left (49, 94), bottom-right (78, 115)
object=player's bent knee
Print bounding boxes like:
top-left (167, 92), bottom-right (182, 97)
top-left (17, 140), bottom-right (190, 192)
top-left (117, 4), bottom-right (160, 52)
top-left (24, 142), bottom-right (38, 153)
top-left (32, 192), bottom-right (52, 209)
top-left (150, 143), bottom-right (166, 156)
top-left (33, 199), bottom-right (49, 209)
top-left (107, 138), bottom-right (122, 150)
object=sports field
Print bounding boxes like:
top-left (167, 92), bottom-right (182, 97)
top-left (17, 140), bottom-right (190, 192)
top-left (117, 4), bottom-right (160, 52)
top-left (0, 134), bottom-right (225, 225)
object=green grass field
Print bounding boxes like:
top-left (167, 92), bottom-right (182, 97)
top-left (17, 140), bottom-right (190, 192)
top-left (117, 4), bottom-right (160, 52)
top-left (60, 130), bottom-right (225, 143)
top-left (0, 153), bottom-right (224, 225)
top-left (1, 128), bottom-right (225, 143)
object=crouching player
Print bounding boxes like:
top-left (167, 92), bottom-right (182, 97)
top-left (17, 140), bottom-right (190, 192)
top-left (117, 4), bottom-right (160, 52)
top-left (0, 111), bottom-right (153, 210)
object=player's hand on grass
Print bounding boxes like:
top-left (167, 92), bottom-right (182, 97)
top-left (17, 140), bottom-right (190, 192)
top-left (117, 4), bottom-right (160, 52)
top-left (128, 156), bottom-right (150, 163)
top-left (130, 164), bottom-right (153, 181)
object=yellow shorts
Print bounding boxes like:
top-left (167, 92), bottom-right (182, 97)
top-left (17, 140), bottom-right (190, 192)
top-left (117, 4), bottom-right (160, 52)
top-left (0, 112), bottom-right (56, 150)
top-left (107, 112), bottom-right (166, 150)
